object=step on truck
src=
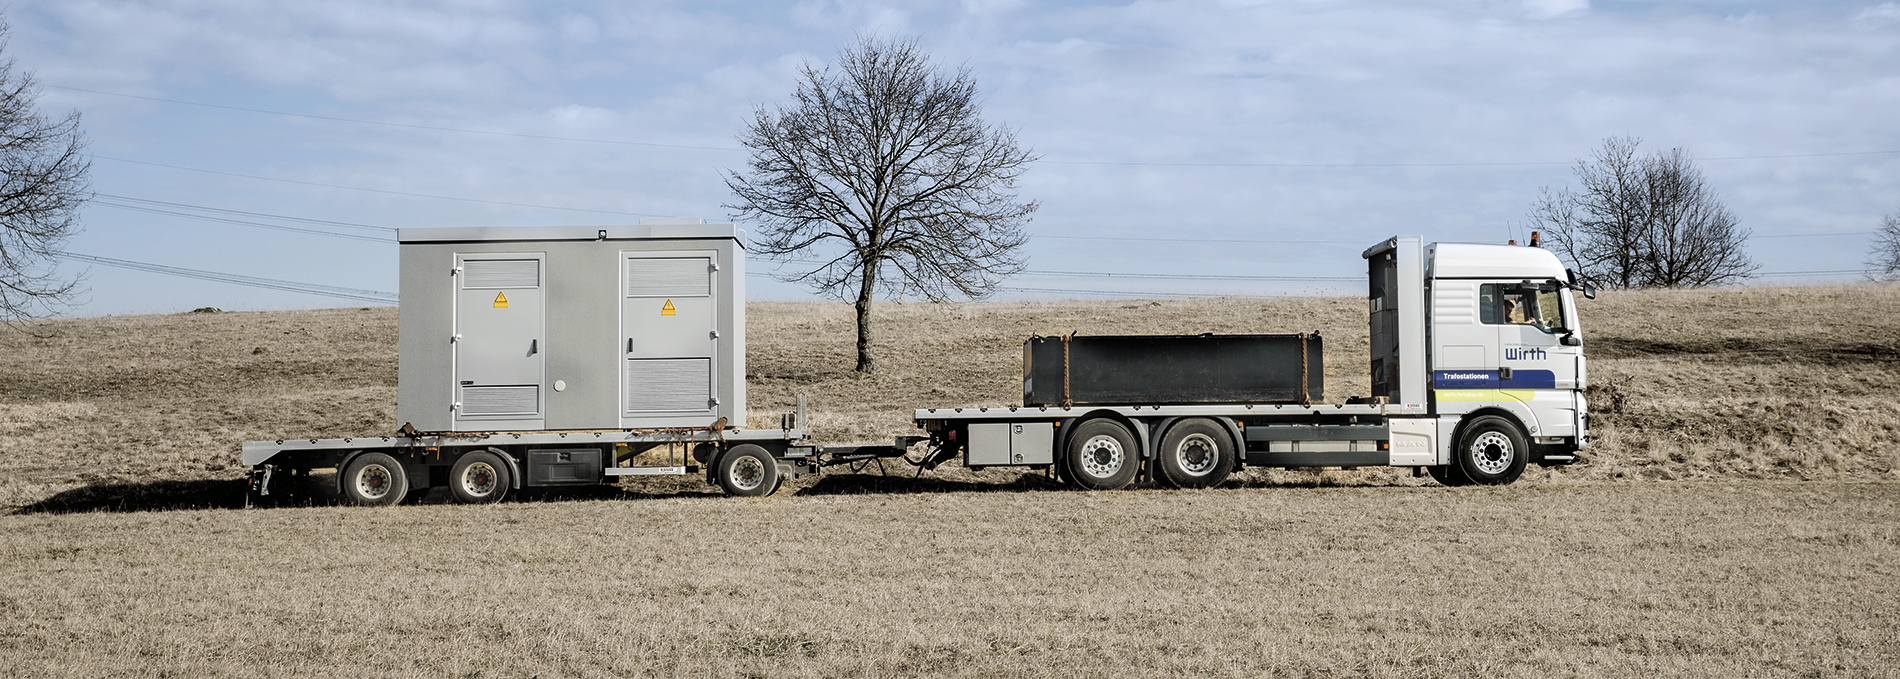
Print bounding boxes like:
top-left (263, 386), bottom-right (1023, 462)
top-left (241, 226), bottom-right (1594, 506)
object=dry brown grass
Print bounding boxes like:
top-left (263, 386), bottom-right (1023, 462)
top-left (3, 285), bottom-right (1899, 510)
top-left (2, 482), bottom-right (1896, 677)
top-left (3, 287), bottom-right (1899, 676)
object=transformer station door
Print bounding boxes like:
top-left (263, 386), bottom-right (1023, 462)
top-left (621, 251), bottom-right (719, 421)
top-left (451, 254), bottom-right (546, 431)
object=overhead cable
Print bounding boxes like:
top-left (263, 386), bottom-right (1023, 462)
top-left (55, 84), bottom-right (1900, 168)
top-left (48, 85), bottom-right (738, 152)
top-left (98, 193), bottom-right (396, 232)
top-left (56, 252), bottom-right (397, 304)
top-left (91, 156), bottom-right (674, 218)
top-left (92, 200), bottom-right (395, 242)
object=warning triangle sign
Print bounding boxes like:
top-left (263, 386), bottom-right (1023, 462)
top-left (493, 292), bottom-right (509, 308)
top-left (661, 299), bottom-right (677, 316)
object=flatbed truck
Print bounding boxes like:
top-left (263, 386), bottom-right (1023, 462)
top-left (242, 228), bottom-right (1594, 506)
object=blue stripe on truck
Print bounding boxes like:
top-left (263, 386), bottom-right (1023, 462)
top-left (1432, 369), bottom-right (1555, 389)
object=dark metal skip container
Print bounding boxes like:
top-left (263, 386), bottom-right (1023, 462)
top-left (1023, 334), bottom-right (1323, 407)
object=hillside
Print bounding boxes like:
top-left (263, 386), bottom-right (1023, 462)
top-left (2, 284), bottom-right (1898, 510)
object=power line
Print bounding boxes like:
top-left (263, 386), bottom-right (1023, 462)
top-left (1751, 269), bottom-right (1874, 278)
top-left (48, 84), bottom-right (739, 152)
top-left (56, 252), bottom-right (397, 303)
top-left (1022, 269), bottom-right (1356, 281)
top-left (98, 193), bottom-right (396, 232)
top-left (996, 286), bottom-right (1238, 298)
top-left (56, 84), bottom-right (1900, 168)
top-left (91, 155), bottom-right (673, 218)
top-left (1035, 234), bottom-right (1361, 245)
top-left (1043, 149), bottom-right (1900, 168)
top-left (1754, 231), bottom-right (1874, 238)
top-left (92, 200), bottom-right (395, 242)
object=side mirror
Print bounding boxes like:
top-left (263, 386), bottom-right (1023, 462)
top-left (1561, 333), bottom-right (1582, 347)
top-left (1566, 268), bottom-right (1598, 300)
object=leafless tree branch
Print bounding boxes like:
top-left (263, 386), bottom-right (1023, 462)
top-left (0, 17), bottom-right (90, 327)
top-left (724, 35), bottom-right (1036, 372)
top-left (1525, 136), bottom-right (1754, 289)
top-left (1867, 208), bottom-right (1900, 282)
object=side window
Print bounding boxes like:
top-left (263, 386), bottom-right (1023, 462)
top-left (1479, 284), bottom-right (1499, 324)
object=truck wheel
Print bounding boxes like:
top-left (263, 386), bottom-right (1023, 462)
top-left (717, 444), bottom-right (781, 497)
top-left (1156, 418), bottom-right (1235, 489)
top-left (1062, 419), bottom-right (1140, 491)
top-left (1455, 416), bottom-right (1529, 485)
top-left (449, 450), bottom-right (511, 504)
top-left (340, 453), bottom-right (409, 507)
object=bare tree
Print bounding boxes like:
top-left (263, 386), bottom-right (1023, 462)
top-left (1528, 136), bottom-right (1755, 289)
top-left (1868, 208), bottom-right (1900, 282)
top-left (0, 18), bottom-right (89, 324)
top-left (725, 36), bottom-right (1036, 373)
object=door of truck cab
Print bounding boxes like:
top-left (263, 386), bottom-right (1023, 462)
top-left (1430, 279), bottom-right (1580, 440)
top-left (1481, 281), bottom-right (1579, 439)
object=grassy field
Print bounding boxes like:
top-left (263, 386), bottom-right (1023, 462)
top-left (2, 285), bottom-right (1898, 675)
top-left (2, 482), bottom-right (1896, 677)
top-left (3, 284), bottom-right (1897, 510)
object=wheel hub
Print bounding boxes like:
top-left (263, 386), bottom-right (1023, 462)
top-left (1469, 432), bottom-right (1514, 475)
top-left (462, 462), bottom-right (497, 496)
top-left (1079, 435), bottom-right (1124, 478)
top-left (731, 456), bottom-right (765, 490)
top-left (1176, 433), bottom-right (1217, 475)
top-left (356, 464), bottom-right (391, 499)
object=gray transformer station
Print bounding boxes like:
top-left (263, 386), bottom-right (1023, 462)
top-left (395, 222), bottom-right (746, 432)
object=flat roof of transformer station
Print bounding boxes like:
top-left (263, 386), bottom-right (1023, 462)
top-left (397, 222), bottom-right (744, 245)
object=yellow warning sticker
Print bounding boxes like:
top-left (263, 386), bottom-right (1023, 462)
top-left (493, 292), bottom-right (509, 308)
top-left (661, 299), bottom-right (677, 316)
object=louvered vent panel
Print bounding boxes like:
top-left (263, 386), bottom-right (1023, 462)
top-left (626, 358), bottom-right (710, 412)
top-left (462, 385), bottom-right (540, 415)
top-left (463, 259), bottom-right (540, 289)
top-left (626, 258), bottom-right (710, 297)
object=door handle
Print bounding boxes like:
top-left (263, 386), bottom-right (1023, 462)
top-left (528, 339), bottom-right (538, 356)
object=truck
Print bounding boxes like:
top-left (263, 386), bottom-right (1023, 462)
top-left (241, 226), bottom-right (1595, 506)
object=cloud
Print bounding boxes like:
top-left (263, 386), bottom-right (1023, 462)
top-left (1523, 0), bottom-right (1589, 19)
top-left (10, 0), bottom-right (1899, 311)
top-left (1856, 3), bottom-right (1900, 27)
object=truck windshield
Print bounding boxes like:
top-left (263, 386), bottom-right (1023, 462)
top-left (1482, 283), bottom-right (1566, 333)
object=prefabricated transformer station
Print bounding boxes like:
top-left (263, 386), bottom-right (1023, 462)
top-left (395, 221), bottom-right (746, 432)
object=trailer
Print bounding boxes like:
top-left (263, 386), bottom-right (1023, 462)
top-left (242, 227), bottom-right (1594, 506)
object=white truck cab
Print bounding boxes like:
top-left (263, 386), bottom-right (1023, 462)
top-left (1365, 235), bottom-right (1592, 482)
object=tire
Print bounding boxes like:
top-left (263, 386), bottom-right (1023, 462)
top-left (340, 453), bottom-right (409, 506)
top-left (717, 444), bottom-right (781, 497)
top-left (449, 450), bottom-right (511, 504)
top-left (1156, 418), bottom-right (1236, 489)
top-left (1454, 415), bottom-right (1529, 485)
top-left (1062, 419), bottom-right (1140, 491)
top-left (1426, 464), bottom-right (1470, 487)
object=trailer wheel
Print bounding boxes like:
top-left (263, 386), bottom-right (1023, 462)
top-left (449, 450), bottom-right (511, 504)
top-left (340, 453), bottom-right (409, 507)
top-left (1454, 416), bottom-right (1529, 485)
top-left (1156, 419), bottom-right (1236, 489)
top-left (1062, 419), bottom-right (1140, 491)
top-left (717, 444), bottom-right (781, 497)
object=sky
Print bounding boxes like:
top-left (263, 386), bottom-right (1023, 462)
top-left (8, 0), bottom-right (1899, 315)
